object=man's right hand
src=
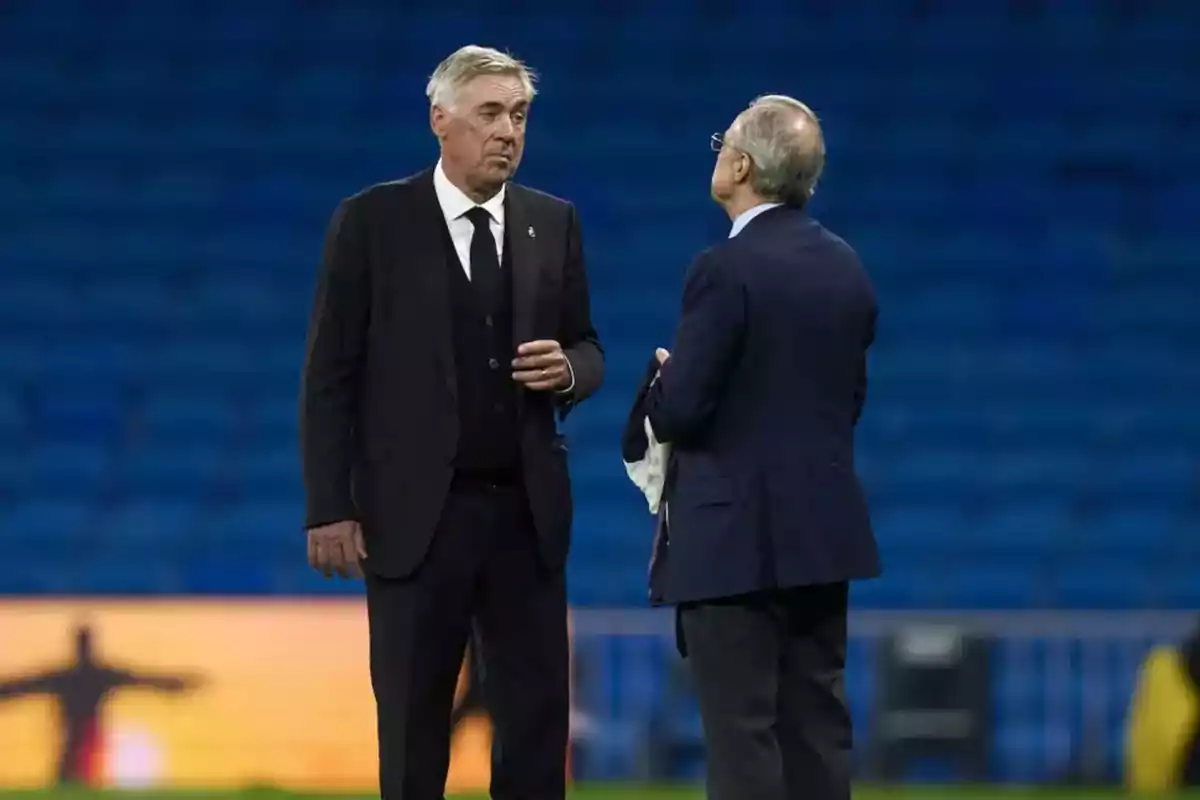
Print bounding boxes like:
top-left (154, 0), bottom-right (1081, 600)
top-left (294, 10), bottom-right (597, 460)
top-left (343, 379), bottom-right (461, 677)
top-left (307, 520), bottom-right (367, 579)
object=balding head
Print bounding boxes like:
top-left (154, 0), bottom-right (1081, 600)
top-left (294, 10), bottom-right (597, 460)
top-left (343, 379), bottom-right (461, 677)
top-left (718, 95), bottom-right (825, 209)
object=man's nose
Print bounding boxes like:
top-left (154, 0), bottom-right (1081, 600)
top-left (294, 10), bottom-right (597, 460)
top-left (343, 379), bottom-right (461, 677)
top-left (493, 115), bottom-right (516, 139)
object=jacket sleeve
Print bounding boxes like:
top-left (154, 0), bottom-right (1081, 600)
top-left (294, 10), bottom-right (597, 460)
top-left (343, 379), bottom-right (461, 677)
top-left (645, 251), bottom-right (746, 445)
top-left (555, 202), bottom-right (604, 420)
top-left (299, 197), bottom-right (369, 529)
top-left (621, 356), bottom-right (662, 463)
top-left (853, 302), bottom-right (878, 425)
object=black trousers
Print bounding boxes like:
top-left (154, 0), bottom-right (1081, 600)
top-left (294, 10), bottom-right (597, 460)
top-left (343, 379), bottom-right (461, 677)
top-left (679, 582), bottom-right (852, 800)
top-left (365, 480), bottom-right (569, 800)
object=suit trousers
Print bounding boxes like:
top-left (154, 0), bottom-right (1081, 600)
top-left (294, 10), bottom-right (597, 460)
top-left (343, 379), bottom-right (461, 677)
top-left (365, 479), bottom-right (569, 800)
top-left (679, 582), bottom-right (852, 800)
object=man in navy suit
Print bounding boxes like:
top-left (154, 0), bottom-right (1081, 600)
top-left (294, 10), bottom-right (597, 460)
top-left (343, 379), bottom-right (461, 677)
top-left (643, 95), bottom-right (881, 800)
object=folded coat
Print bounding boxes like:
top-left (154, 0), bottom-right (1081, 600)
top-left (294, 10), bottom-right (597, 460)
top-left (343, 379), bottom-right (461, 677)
top-left (621, 355), bottom-right (671, 514)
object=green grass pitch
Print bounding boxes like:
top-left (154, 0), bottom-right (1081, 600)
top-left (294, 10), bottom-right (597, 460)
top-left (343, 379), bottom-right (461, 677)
top-left (1, 786), bottom-right (1198, 799)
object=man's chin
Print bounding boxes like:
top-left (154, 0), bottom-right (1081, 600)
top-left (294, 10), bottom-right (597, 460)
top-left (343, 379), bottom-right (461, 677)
top-left (488, 157), bottom-right (518, 177)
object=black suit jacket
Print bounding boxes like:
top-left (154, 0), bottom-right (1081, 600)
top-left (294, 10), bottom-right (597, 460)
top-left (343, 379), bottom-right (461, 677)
top-left (643, 206), bottom-right (880, 605)
top-left (300, 168), bottom-right (603, 578)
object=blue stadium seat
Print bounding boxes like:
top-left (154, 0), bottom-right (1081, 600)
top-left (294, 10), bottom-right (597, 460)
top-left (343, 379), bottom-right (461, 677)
top-left (938, 562), bottom-right (1046, 609)
top-left (1084, 506), bottom-right (1181, 558)
top-left (181, 558), bottom-right (277, 594)
top-left (101, 499), bottom-right (202, 552)
top-left (0, 392), bottom-right (23, 446)
top-left (220, 447), bottom-right (302, 500)
top-left (138, 392), bottom-right (238, 444)
top-left (198, 502), bottom-right (302, 551)
top-left (72, 560), bottom-right (182, 594)
top-left (0, 565), bottom-right (77, 594)
top-left (1146, 569), bottom-right (1200, 608)
top-left (240, 393), bottom-right (299, 446)
top-left (23, 443), bottom-right (114, 500)
top-left (974, 503), bottom-right (1073, 556)
top-left (2, 499), bottom-right (95, 557)
top-left (1052, 558), bottom-right (1151, 609)
top-left (33, 384), bottom-right (126, 444)
top-left (114, 443), bottom-right (223, 498)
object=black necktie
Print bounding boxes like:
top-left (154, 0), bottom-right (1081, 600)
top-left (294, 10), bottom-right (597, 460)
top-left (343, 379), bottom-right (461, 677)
top-left (465, 206), bottom-right (501, 311)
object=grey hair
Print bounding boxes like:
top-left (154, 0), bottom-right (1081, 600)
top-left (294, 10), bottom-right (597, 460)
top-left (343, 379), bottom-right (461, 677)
top-left (728, 94), bottom-right (825, 206)
top-left (425, 45), bottom-right (537, 109)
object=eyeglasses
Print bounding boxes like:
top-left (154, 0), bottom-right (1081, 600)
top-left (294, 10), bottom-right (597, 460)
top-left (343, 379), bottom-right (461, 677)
top-left (710, 133), bottom-right (724, 152)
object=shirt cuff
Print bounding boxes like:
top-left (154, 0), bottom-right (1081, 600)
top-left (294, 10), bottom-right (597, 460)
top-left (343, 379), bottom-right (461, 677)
top-left (556, 355), bottom-right (576, 395)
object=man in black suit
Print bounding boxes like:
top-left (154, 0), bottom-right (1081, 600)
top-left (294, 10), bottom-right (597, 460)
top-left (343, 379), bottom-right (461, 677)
top-left (299, 45), bottom-right (603, 799)
top-left (643, 95), bottom-right (880, 800)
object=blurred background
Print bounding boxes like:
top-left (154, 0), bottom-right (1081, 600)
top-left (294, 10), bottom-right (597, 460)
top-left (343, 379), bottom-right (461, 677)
top-left (1, 0), bottom-right (1198, 797)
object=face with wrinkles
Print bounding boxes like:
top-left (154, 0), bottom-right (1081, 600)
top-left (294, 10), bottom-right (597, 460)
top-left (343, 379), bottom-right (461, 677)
top-left (431, 74), bottom-right (529, 198)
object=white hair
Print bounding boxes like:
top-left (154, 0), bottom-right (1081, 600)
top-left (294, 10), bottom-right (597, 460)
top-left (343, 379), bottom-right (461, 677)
top-left (729, 94), bottom-right (826, 205)
top-left (425, 45), bottom-right (537, 110)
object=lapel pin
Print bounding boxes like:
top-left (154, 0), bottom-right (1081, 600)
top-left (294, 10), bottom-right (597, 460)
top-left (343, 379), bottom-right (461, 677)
top-left (527, 226), bottom-right (536, 238)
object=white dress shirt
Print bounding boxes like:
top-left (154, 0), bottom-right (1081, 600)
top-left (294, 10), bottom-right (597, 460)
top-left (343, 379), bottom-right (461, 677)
top-left (432, 159), bottom-right (505, 281)
top-left (431, 159), bottom-right (575, 393)
top-left (729, 202), bottom-right (782, 238)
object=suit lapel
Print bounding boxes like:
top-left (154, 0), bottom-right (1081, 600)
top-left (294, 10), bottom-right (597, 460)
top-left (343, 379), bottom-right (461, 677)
top-left (407, 169), bottom-right (457, 400)
top-left (504, 186), bottom-right (540, 350)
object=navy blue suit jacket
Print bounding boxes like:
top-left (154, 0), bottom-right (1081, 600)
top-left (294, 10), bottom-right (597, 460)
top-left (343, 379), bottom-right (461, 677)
top-left (644, 206), bottom-right (881, 605)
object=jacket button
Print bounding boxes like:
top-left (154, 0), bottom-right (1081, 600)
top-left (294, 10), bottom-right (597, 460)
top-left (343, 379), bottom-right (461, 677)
top-left (488, 358), bottom-right (500, 369)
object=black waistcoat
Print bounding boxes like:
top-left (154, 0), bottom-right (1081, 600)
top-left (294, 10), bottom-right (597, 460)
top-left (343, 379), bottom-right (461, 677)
top-left (443, 225), bottom-right (521, 475)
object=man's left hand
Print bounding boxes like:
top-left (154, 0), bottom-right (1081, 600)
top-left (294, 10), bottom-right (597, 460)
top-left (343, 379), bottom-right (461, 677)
top-left (513, 340), bottom-right (571, 391)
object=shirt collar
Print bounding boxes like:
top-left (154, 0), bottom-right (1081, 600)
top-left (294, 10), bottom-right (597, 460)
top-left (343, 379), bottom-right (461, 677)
top-left (433, 159), bottom-right (506, 225)
top-left (729, 202), bottom-right (782, 238)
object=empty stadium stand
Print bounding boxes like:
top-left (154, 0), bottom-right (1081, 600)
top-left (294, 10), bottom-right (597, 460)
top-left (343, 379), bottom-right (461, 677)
top-left (0, 0), bottom-right (1197, 609)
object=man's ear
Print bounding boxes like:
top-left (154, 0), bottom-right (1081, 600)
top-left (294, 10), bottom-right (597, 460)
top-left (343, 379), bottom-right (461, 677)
top-left (734, 152), bottom-right (752, 184)
top-left (430, 105), bottom-right (446, 139)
